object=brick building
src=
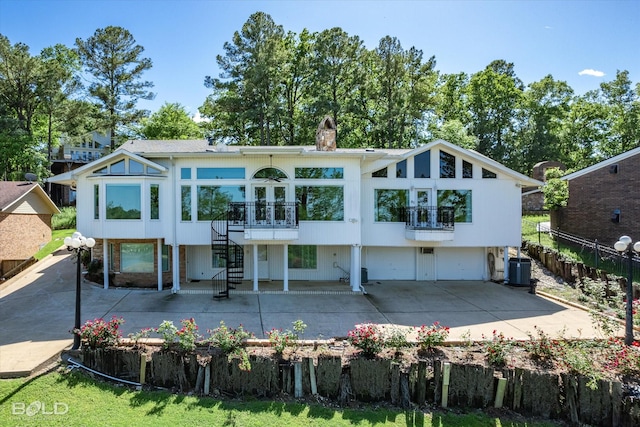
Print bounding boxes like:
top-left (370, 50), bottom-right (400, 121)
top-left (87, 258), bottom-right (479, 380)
top-left (552, 147), bottom-right (640, 246)
top-left (0, 181), bottom-right (60, 276)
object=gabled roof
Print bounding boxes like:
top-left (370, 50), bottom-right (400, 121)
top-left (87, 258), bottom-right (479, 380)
top-left (47, 149), bottom-right (167, 186)
top-left (562, 146), bottom-right (640, 181)
top-left (0, 181), bottom-right (60, 214)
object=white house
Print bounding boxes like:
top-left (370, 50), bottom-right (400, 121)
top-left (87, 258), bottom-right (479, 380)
top-left (48, 138), bottom-right (541, 295)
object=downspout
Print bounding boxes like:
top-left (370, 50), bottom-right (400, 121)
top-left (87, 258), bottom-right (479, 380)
top-left (171, 156), bottom-right (179, 293)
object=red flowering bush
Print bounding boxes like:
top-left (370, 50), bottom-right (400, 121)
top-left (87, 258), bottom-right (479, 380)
top-left (416, 321), bottom-right (450, 351)
top-left (605, 338), bottom-right (640, 376)
top-left (482, 330), bottom-right (513, 366)
top-left (74, 316), bottom-right (124, 348)
top-left (206, 321), bottom-right (254, 354)
top-left (266, 320), bottom-right (306, 354)
top-left (347, 323), bottom-right (384, 357)
top-left (156, 318), bottom-right (201, 351)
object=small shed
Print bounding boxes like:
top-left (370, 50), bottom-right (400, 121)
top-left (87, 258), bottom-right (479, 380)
top-left (0, 181), bottom-right (60, 276)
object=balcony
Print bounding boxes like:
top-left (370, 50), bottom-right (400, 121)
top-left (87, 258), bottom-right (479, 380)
top-left (228, 202), bottom-right (299, 240)
top-left (403, 206), bottom-right (455, 241)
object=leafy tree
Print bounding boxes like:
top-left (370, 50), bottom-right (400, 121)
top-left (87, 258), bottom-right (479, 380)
top-left (599, 70), bottom-right (640, 157)
top-left (206, 12), bottom-right (286, 146)
top-left (140, 102), bottom-right (202, 140)
top-left (542, 167), bottom-right (568, 210)
top-left (431, 119), bottom-right (477, 149)
top-left (75, 26), bottom-right (155, 150)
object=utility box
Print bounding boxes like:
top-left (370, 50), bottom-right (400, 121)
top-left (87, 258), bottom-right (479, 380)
top-left (508, 258), bottom-right (531, 286)
top-left (361, 268), bottom-right (368, 284)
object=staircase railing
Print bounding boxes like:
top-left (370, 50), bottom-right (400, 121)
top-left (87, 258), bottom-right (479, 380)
top-left (211, 212), bottom-right (244, 299)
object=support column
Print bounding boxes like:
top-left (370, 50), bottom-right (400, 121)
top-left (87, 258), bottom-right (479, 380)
top-left (172, 244), bottom-right (180, 293)
top-left (102, 238), bottom-right (109, 290)
top-left (503, 246), bottom-right (509, 284)
top-left (283, 244), bottom-right (289, 292)
top-left (157, 238), bottom-right (163, 291)
top-left (350, 244), bottom-right (361, 292)
top-left (253, 244), bottom-right (259, 292)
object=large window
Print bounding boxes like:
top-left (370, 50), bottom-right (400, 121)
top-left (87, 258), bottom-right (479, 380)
top-left (288, 245), bottom-right (317, 269)
top-left (197, 168), bottom-right (245, 179)
top-left (106, 184), bottom-right (141, 219)
top-left (121, 243), bottom-right (154, 273)
top-left (374, 189), bottom-right (408, 222)
top-left (440, 151), bottom-right (456, 178)
top-left (437, 190), bottom-right (472, 222)
top-left (181, 186), bottom-right (191, 221)
top-left (150, 184), bottom-right (159, 220)
top-left (197, 185), bottom-right (245, 221)
top-left (295, 186), bottom-right (344, 221)
top-left (414, 150), bottom-right (431, 178)
top-left (396, 160), bottom-right (407, 178)
top-left (295, 167), bottom-right (343, 179)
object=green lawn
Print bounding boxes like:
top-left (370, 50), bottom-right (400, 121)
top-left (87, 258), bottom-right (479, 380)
top-left (33, 229), bottom-right (75, 261)
top-left (0, 369), bottom-right (558, 427)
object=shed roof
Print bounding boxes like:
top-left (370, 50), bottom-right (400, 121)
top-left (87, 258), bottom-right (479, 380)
top-left (0, 181), bottom-right (60, 214)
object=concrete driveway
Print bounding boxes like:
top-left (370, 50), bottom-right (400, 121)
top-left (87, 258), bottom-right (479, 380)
top-left (0, 249), bottom-right (615, 377)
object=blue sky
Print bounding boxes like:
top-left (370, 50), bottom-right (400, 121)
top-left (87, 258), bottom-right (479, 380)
top-left (1, 0), bottom-right (638, 117)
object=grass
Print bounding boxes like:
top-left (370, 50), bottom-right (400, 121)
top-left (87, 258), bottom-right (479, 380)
top-left (33, 229), bottom-right (75, 261)
top-left (0, 369), bottom-right (559, 427)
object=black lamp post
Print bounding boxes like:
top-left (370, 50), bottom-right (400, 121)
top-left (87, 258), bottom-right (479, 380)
top-left (65, 232), bottom-right (95, 350)
top-left (614, 235), bottom-right (640, 346)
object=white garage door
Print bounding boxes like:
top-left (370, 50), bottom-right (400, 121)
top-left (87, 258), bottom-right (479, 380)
top-left (364, 247), bottom-right (416, 280)
top-left (436, 247), bottom-right (485, 280)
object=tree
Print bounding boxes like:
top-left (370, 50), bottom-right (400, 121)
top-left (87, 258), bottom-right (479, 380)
top-left (599, 70), bottom-right (640, 157)
top-left (542, 167), bottom-right (568, 210)
top-left (75, 26), bottom-right (155, 150)
top-left (205, 12), bottom-right (286, 146)
top-left (140, 102), bottom-right (202, 140)
top-left (431, 119), bottom-right (477, 149)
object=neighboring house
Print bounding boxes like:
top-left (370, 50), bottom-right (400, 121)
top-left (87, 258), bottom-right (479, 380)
top-left (552, 146), bottom-right (640, 246)
top-left (50, 131), bottom-right (110, 206)
top-left (0, 181), bottom-right (60, 277)
top-left (521, 161), bottom-right (566, 213)
top-left (48, 138), bottom-right (541, 293)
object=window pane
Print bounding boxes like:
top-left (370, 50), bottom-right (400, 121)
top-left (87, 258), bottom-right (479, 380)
top-left (95, 166), bottom-right (107, 174)
top-left (121, 243), bottom-right (154, 273)
top-left (93, 184), bottom-right (99, 219)
top-left (110, 160), bottom-right (125, 174)
top-left (130, 160), bottom-right (144, 174)
top-left (148, 166), bottom-right (161, 174)
top-left (197, 168), bottom-right (245, 179)
top-left (482, 168), bottom-right (497, 178)
top-left (288, 245), bottom-right (317, 269)
top-left (253, 168), bottom-right (287, 180)
top-left (295, 167), bottom-right (343, 179)
top-left (375, 189), bottom-right (408, 222)
top-left (463, 160), bottom-right (473, 178)
top-left (106, 184), bottom-right (141, 219)
top-left (437, 190), bottom-right (472, 222)
top-left (295, 186), bottom-right (344, 221)
top-left (396, 160), bottom-right (407, 178)
top-left (181, 186), bottom-right (191, 221)
top-left (440, 151), bottom-right (455, 178)
top-left (414, 150), bottom-right (431, 178)
top-left (162, 245), bottom-right (170, 272)
top-left (181, 168), bottom-right (191, 179)
top-left (197, 185), bottom-right (245, 221)
top-left (372, 168), bottom-right (387, 178)
top-left (150, 184), bottom-right (159, 220)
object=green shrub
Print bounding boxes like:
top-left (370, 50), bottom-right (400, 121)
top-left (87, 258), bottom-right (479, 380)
top-left (52, 206), bottom-right (76, 230)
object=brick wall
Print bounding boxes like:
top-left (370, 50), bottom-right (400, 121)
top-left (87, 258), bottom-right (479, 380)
top-left (91, 239), bottom-right (186, 288)
top-left (554, 154), bottom-right (640, 246)
top-left (0, 213), bottom-right (52, 263)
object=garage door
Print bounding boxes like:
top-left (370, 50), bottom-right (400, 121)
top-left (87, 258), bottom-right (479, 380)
top-left (436, 247), bottom-right (485, 280)
top-left (365, 247), bottom-right (416, 280)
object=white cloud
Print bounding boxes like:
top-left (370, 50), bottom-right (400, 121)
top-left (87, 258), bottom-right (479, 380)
top-left (192, 111), bottom-right (210, 123)
top-left (578, 69), bottom-right (605, 77)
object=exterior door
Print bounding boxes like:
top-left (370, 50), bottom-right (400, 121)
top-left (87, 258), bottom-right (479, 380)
top-left (253, 184), bottom-right (287, 225)
top-left (416, 189), bottom-right (431, 227)
top-left (257, 245), bottom-right (269, 279)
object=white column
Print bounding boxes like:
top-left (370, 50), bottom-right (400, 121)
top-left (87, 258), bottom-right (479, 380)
top-left (350, 244), bottom-right (361, 292)
top-left (253, 244), bottom-right (259, 292)
top-left (102, 238), bottom-right (109, 289)
top-left (157, 238), bottom-right (163, 291)
top-left (172, 244), bottom-right (180, 292)
top-left (283, 244), bottom-right (289, 292)
top-left (503, 246), bottom-right (510, 284)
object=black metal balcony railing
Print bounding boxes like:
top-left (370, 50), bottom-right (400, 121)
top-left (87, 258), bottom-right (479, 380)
top-left (402, 206), bottom-right (455, 231)
top-left (228, 202), bottom-right (299, 229)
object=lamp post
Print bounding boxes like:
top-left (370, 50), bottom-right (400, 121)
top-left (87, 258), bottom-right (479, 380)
top-left (614, 235), bottom-right (640, 346)
top-left (64, 232), bottom-right (96, 350)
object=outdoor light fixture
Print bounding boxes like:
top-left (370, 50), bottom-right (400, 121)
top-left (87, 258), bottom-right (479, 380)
top-left (65, 232), bottom-right (96, 350)
top-left (614, 235), bottom-right (640, 346)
